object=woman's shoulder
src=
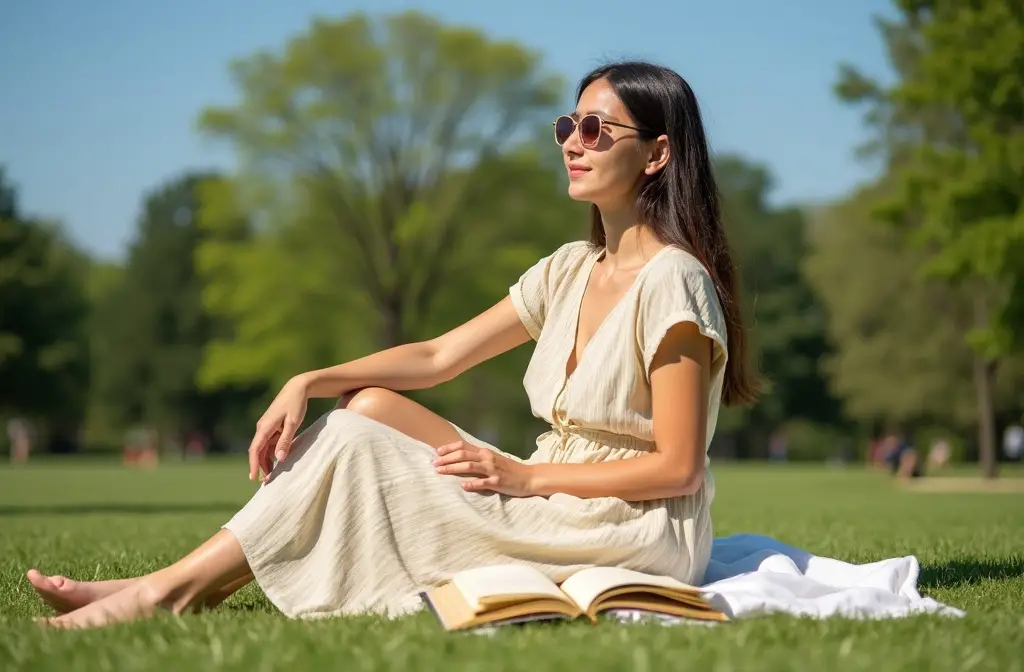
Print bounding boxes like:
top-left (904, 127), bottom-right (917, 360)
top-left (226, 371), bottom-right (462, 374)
top-left (527, 239), bottom-right (594, 283)
top-left (638, 245), bottom-right (726, 323)
top-left (546, 239), bottom-right (594, 268)
top-left (513, 240), bottom-right (593, 307)
top-left (643, 245), bottom-right (715, 287)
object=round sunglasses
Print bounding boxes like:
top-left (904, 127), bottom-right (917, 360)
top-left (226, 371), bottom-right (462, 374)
top-left (553, 114), bottom-right (651, 148)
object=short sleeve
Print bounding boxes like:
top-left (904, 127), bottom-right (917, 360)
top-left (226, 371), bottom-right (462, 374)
top-left (636, 254), bottom-right (729, 379)
top-left (509, 241), bottom-right (588, 341)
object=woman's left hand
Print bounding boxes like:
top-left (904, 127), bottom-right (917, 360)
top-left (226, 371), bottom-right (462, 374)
top-left (433, 440), bottom-right (535, 497)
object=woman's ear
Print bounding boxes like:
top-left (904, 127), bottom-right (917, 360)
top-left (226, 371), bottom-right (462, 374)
top-left (645, 135), bottom-right (671, 175)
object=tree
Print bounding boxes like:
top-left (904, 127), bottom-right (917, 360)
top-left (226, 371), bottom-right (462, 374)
top-left (809, 180), bottom-right (1001, 424)
top-left (197, 11), bottom-right (564, 342)
top-left (0, 167), bottom-right (15, 220)
top-left (192, 12), bottom-right (581, 451)
top-left (0, 168), bottom-right (91, 430)
top-left (836, 0), bottom-right (1024, 477)
top-left (79, 259), bottom-right (125, 446)
top-left (713, 157), bottom-right (842, 456)
top-left (89, 171), bottom-right (264, 450)
top-left (805, 178), bottom-right (1024, 456)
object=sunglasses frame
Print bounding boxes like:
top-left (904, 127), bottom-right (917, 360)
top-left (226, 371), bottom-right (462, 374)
top-left (552, 114), bottom-right (651, 148)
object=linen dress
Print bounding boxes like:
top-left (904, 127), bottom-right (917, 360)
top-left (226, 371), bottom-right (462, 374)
top-left (222, 240), bottom-right (730, 619)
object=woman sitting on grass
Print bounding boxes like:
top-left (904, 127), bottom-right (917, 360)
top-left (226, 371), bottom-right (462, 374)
top-left (27, 60), bottom-right (759, 629)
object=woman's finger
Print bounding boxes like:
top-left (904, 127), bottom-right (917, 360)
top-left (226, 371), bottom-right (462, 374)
top-left (436, 440), bottom-right (469, 456)
top-left (436, 460), bottom-right (488, 476)
top-left (274, 417), bottom-right (299, 462)
top-left (462, 476), bottom-right (499, 492)
top-left (260, 430), bottom-right (279, 481)
top-left (247, 425), bottom-right (274, 481)
top-left (432, 449), bottom-right (474, 467)
top-left (247, 449), bottom-right (259, 482)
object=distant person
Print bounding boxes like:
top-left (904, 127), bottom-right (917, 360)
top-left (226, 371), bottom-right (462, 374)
top-left (768, 428), bottom-right (788, 462)
top-left (926, 438), bottom-right (951, 471)
top-left (6, 417), bottom-right (31, 465)
top-left (122, 427), bottom-right (159, 469)
top-left (184, 432), bottom-right (209, 460)
top-left (883, 432), bottom-right (921, 479)
top-left (26, 61), bottom-right (760, 629)
top-left (1004, 425), bottom-right (1023, 461)
top-left (868, 435), bottom-right (893, 469)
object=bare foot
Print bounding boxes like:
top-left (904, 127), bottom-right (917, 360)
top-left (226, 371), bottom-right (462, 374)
top-left (41, 580), bottom-right (174, 630)
top-left (27, 568), bottom-right (254, 615)
top-left (26, 570), bottom-right (134, 614)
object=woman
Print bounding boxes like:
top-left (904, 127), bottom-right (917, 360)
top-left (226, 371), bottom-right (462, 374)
top-left (28, 60), bottom-right (759, 629)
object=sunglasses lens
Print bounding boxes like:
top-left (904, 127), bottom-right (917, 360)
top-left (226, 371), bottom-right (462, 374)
top-left (579, 115), bottom-right (602, 146)
top-left (554, 116), bottom-right (575, 145)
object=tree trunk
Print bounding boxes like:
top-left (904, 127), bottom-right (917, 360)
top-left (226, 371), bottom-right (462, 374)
top-left (969, 292), bottom-right (999, 480)
top-left (972, 354), bottom-right (999, 479)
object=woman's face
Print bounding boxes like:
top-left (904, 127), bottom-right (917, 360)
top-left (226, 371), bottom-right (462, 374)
top-left (559, 78), bottom-right (664, 209)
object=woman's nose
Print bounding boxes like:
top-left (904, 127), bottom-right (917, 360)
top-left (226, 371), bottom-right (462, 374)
top-left (561, 124), bottom-right (584, 156)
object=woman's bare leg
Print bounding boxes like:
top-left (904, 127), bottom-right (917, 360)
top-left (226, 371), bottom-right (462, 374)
top-left (42, 529), bottom-right (251, 628)
top-left (337, 387), bottom-right (465, 448)
top-left (26, 570), bottom-right (254, 615)
top-left (30, 387), bottom-right (463, 619)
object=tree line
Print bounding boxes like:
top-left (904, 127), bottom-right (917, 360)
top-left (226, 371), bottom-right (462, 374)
top-left (2, 3), bottom-right (1021, 475)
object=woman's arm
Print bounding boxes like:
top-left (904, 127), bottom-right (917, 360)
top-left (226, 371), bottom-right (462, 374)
top-left (526, 321), bottom-right (711, 501)
top-left (247, 297), bottom-right (532, 480)
top-left (298, 296), bottom-right (532, 398)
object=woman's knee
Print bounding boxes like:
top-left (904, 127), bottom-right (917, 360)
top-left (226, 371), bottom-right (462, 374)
top-left (334, 387), bottom-right (403, 422)
top-left (332, 386), bottom-right (462, 449)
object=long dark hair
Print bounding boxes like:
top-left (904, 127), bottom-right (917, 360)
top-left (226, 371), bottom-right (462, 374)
top-left (577, 61), bottom-right (760, 406)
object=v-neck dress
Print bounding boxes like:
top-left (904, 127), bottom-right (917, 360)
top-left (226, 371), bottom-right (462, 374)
top-left (222, 240), bottom-right (729, 620)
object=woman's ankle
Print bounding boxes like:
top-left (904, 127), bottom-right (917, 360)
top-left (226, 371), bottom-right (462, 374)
top-left (138, 572), bottom-right (208, 615)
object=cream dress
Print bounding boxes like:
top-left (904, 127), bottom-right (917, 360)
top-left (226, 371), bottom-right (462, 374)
top-left (223, 240), bottom-right (729, 619)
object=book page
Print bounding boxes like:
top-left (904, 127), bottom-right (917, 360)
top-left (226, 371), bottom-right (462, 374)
top-left (420, 584), bottom-right (578, 631)
top-left (450, 564), bottom-right (567, 613)
top-left (559, 566), bottom-right (699, 613)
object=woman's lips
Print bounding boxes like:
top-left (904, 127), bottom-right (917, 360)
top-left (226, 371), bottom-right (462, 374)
top-left (567, 163), bottom-right (591, 179)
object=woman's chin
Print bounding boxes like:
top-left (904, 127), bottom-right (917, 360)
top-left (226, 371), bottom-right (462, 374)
top-left (566, 182), bottom-right (595, 202)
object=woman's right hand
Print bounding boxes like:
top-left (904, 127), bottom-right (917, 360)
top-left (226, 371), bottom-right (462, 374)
top-left (247, 375), bottom-right (311, 483)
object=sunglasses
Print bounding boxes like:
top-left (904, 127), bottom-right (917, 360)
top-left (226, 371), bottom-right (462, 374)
top-left (553, 114), bottom-right (651, 148)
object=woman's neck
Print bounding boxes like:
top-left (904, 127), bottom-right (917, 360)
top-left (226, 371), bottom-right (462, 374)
top-left (597, 204), bottom-right (663, 271)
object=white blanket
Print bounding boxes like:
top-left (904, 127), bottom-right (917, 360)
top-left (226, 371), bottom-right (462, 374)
top-left (689, 534), bottom-right (963, 620)
top-left (475, 533), bottom-right (965, 632)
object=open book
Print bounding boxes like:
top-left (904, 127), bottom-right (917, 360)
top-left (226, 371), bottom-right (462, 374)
top-left (419, 564), bottom-right (727, 631)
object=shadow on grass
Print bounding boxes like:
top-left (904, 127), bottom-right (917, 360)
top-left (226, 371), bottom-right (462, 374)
top-left (919, 558), bottom-right (1024, 589)
top-left (0, 502), bottom-right (242, 517)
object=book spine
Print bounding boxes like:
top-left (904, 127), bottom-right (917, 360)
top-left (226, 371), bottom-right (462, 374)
top-left (417, 592), bottom-right (445, 628)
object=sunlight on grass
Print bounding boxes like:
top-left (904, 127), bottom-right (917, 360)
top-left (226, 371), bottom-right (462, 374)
top-left (1, 461), bottom-right (1022, 671)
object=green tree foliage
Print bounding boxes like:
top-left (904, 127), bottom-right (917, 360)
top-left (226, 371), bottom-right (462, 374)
top-left (835, 0), bottom-right (1024, 476)
top-left (808, 179), bottom-right (994, 430)
top-left (713, 157), bottom-right (842, 457)
top-left (806, 178), bottom-right (1024, 462)
top-left (0, 168), bottom-right (15, 220)
top-left (0, 168), bottom-right (91, 430)
top-left (192, 12), bottom-right (581, 451)
top-left (79, 259), bottom-right (125, 445)
top-left (88, 172), bottom-right (264, 449)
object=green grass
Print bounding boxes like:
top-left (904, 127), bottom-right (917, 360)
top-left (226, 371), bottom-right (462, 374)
top-left (1, 461), bottom-right (1022, 671)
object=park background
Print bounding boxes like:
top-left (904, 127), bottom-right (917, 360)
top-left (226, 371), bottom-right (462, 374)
top-left (2, 0), bottom-right (1023, 478)
top-left (2, 3), bottom-right (1023, 670)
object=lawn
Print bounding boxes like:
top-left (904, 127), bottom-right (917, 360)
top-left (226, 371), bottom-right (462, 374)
top-left (1, 460), bottom-right (1022, 671)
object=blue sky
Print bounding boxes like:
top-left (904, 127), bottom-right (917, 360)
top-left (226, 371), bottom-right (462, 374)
top-left (1, 0), bottom-right (896, 260)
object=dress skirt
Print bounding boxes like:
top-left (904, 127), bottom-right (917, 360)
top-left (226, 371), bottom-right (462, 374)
top-left (222, 408), bottom-right (714, 619)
